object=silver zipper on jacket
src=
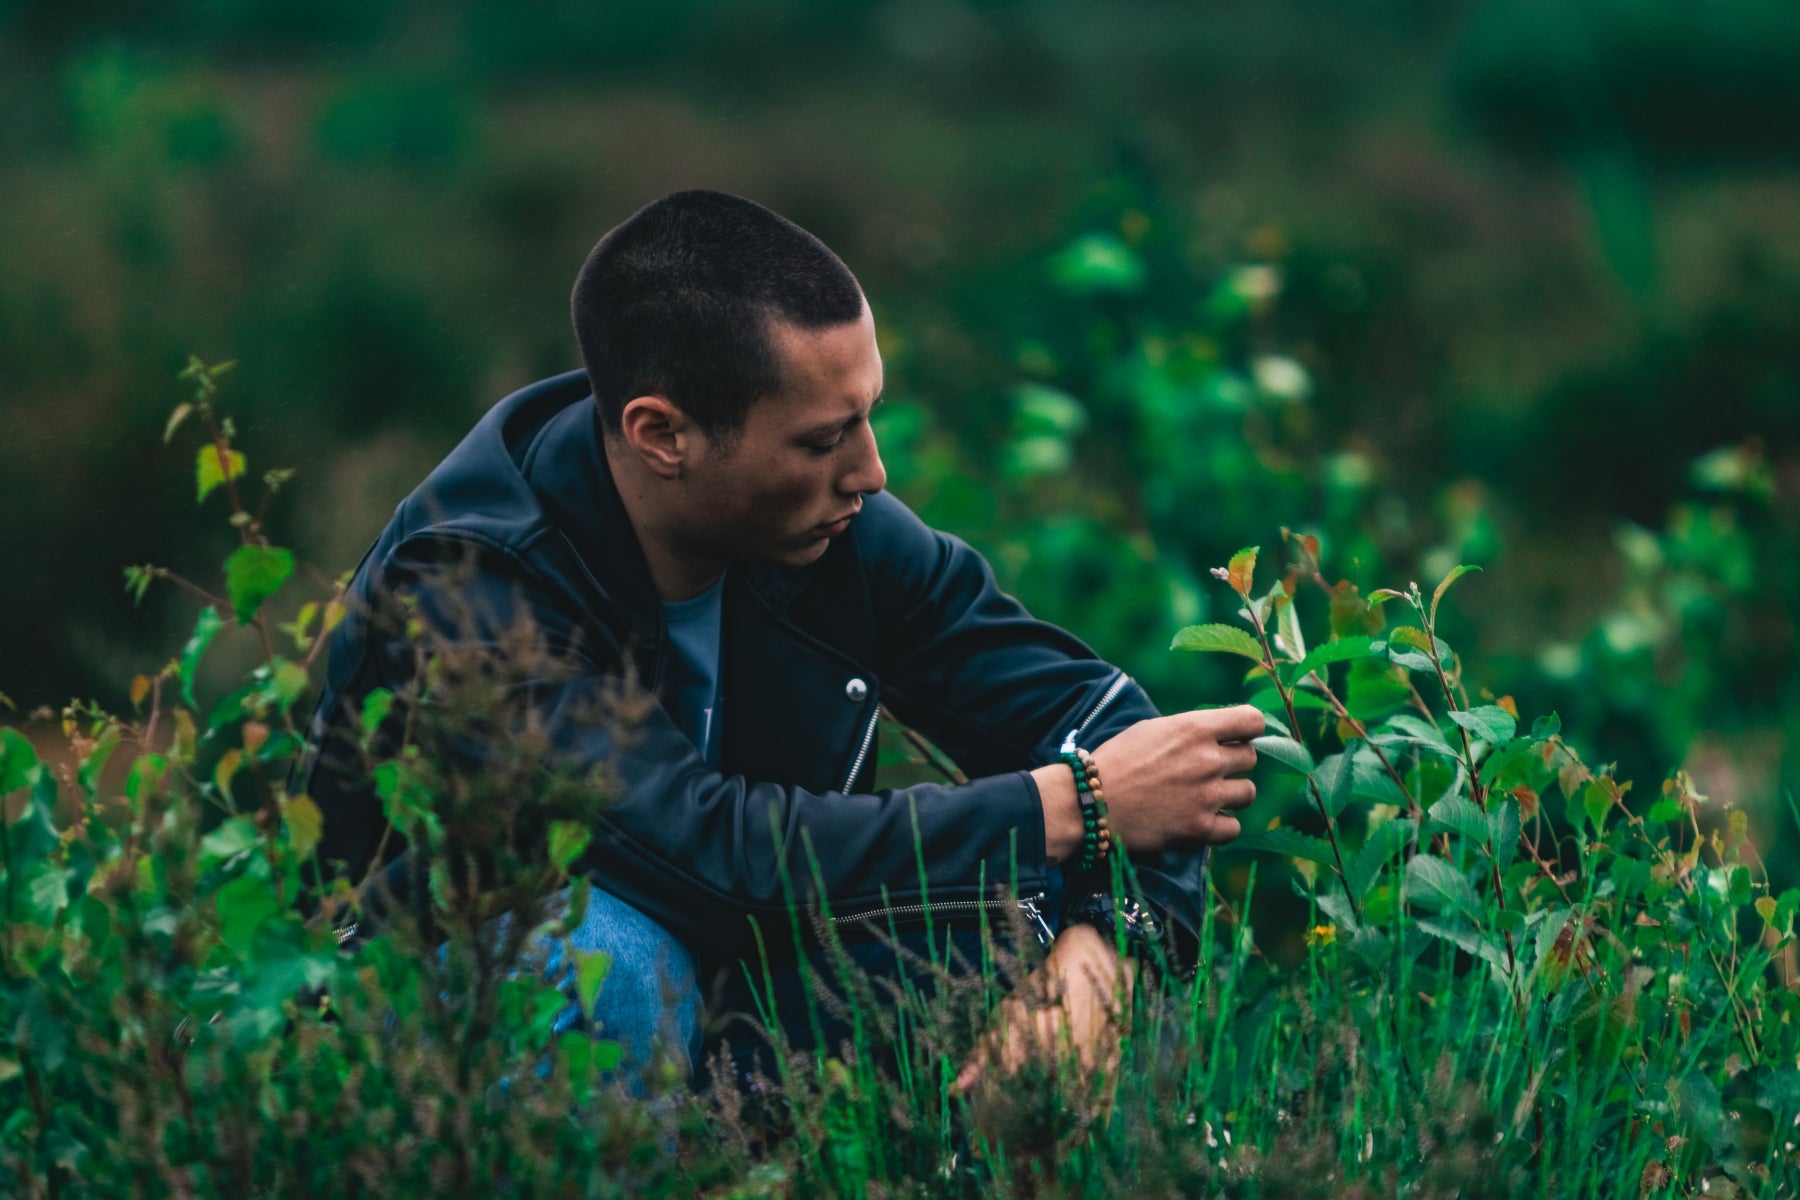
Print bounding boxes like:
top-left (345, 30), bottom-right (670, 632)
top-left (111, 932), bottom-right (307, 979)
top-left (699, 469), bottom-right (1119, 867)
top-left (1070, 670), bottom-right (1131, 745)
top-left (841, 706), bottom-right (881, 792)
top-left (829, 891), bottom-right (1054, 947)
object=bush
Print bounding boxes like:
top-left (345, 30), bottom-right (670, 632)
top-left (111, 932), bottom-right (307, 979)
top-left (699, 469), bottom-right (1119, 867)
top-left (4, 359), bottom-right (1799, 1197)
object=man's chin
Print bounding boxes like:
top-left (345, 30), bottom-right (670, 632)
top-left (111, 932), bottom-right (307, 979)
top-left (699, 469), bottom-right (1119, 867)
top-left (761, 533), bottom-right (834, 566)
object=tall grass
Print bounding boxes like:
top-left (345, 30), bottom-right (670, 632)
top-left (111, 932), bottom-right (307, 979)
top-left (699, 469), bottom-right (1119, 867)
top-left (3, 362), bottom-right (1796, 1197)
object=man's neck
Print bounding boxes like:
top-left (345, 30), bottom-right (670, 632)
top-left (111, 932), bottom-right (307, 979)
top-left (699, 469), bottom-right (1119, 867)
top-left (603, 439), bottom-right (725, 602)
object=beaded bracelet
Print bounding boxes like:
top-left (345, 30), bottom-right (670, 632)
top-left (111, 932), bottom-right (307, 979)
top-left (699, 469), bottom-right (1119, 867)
top-left (1058, 731), bottom-right (1113, 871)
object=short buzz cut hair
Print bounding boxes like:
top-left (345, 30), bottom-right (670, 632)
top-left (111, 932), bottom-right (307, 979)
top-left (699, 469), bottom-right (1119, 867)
top-left (571, 190), bottom-right (866, 442)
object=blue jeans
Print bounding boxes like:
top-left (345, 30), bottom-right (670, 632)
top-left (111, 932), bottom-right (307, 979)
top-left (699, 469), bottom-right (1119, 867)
top-left (536, 884), bottom-right (704, 1081)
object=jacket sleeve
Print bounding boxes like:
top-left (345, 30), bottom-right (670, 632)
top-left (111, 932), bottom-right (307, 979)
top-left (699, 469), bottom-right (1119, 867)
top-left (325, 534), bottom-right (1054, 959)
top-left (857, 491), bottom-right (1209, 969)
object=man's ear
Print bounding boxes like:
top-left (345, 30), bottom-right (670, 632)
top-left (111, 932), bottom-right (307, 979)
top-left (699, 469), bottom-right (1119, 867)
top-left (618, 395), bottom-right (693, 480)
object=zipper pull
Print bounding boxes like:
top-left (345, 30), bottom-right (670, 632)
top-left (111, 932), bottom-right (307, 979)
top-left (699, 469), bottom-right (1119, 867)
top-left (1018, 895), bottom-right (1055, 948)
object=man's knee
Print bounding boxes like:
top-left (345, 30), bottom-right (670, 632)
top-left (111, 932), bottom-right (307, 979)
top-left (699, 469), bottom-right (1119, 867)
top-left (545, 884), bottom-right (703, 1078)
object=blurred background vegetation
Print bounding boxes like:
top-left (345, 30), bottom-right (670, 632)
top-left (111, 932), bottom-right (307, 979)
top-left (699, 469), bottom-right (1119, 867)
top-left (2, 0), bottom-right (1796, 918)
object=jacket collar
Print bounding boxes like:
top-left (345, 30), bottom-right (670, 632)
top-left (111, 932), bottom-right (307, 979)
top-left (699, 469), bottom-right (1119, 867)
top-left (523, 378), bottom-right (819, 635)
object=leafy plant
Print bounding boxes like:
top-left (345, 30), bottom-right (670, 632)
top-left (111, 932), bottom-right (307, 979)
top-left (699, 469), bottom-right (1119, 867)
top-left (5, 360), bottom-right (1799, 1197)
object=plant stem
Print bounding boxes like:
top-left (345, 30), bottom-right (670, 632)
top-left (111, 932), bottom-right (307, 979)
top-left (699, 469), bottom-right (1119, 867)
top-left (1247, 599), bottom-right (1359, 923)
top-left (1298, 669), bottom-right (1419, 821)
top-left (1417, 599), bottom-right (1523, 997)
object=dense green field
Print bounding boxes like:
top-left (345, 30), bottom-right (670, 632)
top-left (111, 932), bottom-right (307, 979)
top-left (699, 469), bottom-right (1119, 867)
top-left (4, 364), bottom-right (1797, 1196)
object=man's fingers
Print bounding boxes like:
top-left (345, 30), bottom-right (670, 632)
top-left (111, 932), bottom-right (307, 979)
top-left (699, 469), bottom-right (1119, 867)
top-left (1211, 777), bottom-right (1256, 811)
top-left (952, 1060), bottom-right (980, 1095)
top-left (1196, 704), bottom-right (1268, 743)
top-left (1219, 740), bottom-right (1259, 776)
top-left (1206, 812), bottom-right (1242, 843)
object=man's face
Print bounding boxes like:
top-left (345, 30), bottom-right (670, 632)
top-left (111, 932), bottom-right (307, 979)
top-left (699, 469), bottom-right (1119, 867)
top-left (675, 303), bottom-right (887, 567)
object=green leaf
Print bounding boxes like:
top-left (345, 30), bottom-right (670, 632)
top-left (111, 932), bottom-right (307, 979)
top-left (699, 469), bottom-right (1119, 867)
top-left (1248, 687), bottom-right (1331, 717)
top-left (1, 726), bottom-right (42, 795)
top-left (1345, 660), bottom-right (1410, 722)
top-left (1170, 623), bottom-right (1263, 661)
top-left (269, 661), bottom-right (309, 709)
top-left (1284, 636), bottom-right (1378, 686)
top-left (1582, 779), bottom-right (1615, 831)
top-left (558, 877), bottom-right (592, 936)
top-left (1670, 1073), bottom-right (1727, 1153)
top-left (1350, 749), bottom-right (1410, 806)
top-left (1375, 627), bottom-right (1451, 673)
top-left (217, 875), bottom-right (280, 957)
top-left (1370, 715), bottom-right (1458, 759)
top-left (1489, 798), bottom-right (1521, 872)
top-left (179, 606), bottom-right (224, 708)
top-left (224, 544), bottom-right (295, 624)
top-left (1477, 735), bottom-right (1538, 788)
top-left (1349, 818), bottom-right (1416, 899)
top-left (374, 761), bottom-right (432, 825)
top-left (1274, 591), bottom-right (1306, 662)
top-left (1758, 1068), bottom-right (1800, 1116)
top-left (1254, 708), bottom-right (1292, 738)
top-left (123, 564), bottom-right (156, 606)
top-left (26, 861), bottom-right (70, 922)
top-left (1429, 564), bottom-right (1480, 626)
top-left (548, 820), bottom-right (591, 873)
top-left (1426, 795), bottom-right (1489, 844)
top-left (1449, 705), bottom-right (1516, 747)
top-left (360, 688), bottom-right (395, 750)
top-left (1252, 735), bottom-right (1314, 775)
top-left (1414, 914), bottom-right (1508, 970)
top-left (1404, 855), bottom-right (1480, 916)
top-left (1311, 750), bottom-right (1356, 819)
top-left (573, 948), bottom-right (611, 1019)
top-left (1728, 865), bottom-right (1754, 907)
top-left (1228, 827), bottom-right (1339, 867)
top-left (201, 816), bottom-right (260, 870)
top-left (196, 443), bottom-right (247, 504)
top-left (282, 795), bottom-right (323, 858)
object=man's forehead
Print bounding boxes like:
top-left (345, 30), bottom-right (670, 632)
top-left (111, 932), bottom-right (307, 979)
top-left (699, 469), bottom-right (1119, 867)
top-left (761, 309), bottom-right (883, 426)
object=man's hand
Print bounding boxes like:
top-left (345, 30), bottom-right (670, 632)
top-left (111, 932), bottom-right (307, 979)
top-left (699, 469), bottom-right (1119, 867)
top-left (951, 923), bottom-right (1133, 1104)
top-left (1033, 705), bottom-right (1264, 862)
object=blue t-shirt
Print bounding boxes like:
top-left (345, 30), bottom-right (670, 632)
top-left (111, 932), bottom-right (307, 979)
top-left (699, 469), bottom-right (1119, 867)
top-left (661, 575), bottom-right (725, 767)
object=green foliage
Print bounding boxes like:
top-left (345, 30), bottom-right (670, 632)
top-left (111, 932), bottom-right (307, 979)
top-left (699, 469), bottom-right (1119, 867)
top-left (1199, 539), bottom-right (1800, 1195)
top-left (223, 543), bottom-right (293, 623)
top-left (5, 361), bottom-right (1798, 1197)
top-left (0, 367), bottom-right (700, 1197)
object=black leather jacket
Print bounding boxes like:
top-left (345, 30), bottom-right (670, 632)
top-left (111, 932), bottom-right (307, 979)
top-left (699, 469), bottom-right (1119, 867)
top-left (301, 371), bottom-right (1206, 962)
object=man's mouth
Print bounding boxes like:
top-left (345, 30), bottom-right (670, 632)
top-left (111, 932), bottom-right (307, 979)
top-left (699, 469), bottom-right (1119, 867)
top-left (819, 509), bottom-right (860, 536)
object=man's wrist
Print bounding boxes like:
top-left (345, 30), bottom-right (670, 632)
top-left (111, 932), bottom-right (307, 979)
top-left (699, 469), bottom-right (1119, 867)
top-left (1063, 890), bottom-right (1167, 960)
top-left (1029, 762), bottom-right (1083, 865)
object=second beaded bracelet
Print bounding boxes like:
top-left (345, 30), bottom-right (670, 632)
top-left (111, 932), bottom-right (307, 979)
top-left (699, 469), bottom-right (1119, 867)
top-left (1058, 731), bottom-right (1114, 872)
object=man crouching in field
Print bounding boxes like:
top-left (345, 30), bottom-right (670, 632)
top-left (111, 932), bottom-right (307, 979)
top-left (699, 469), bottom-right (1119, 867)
top-left (298, 189), bottom-right (1261, 1095)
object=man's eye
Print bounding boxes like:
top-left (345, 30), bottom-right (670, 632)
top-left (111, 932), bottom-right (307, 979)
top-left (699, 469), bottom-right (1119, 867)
top-left (804, 437), bottom-right (844, 455)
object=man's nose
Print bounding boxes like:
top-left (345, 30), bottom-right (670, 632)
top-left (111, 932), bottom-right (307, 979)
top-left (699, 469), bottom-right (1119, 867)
top-left (841, 421), bottom-right (887, 496)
